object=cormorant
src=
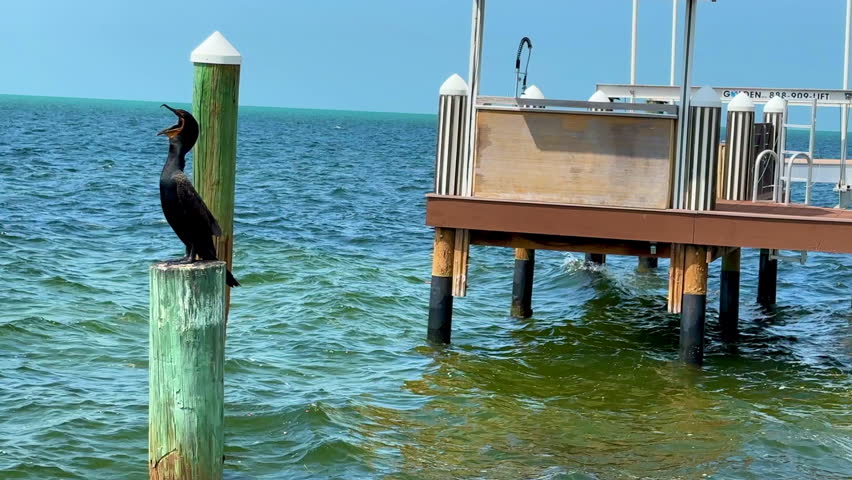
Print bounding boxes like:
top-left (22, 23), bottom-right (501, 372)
top-left (158, 104), bottom-right (239, 287)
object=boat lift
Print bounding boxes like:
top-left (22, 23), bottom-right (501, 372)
top-left (426, 0), bottom-right (852, 365)
top-left (595, 84), bottom-right (840, 193)
top-left (598, 0), bottom-right (852, 208)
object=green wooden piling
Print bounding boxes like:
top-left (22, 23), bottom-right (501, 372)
top-left (149, 261), bottom-right (226, 480)
top-left (190, 32), bottom-right (242, 312)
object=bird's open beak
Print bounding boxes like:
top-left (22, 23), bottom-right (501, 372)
top-left (157, 126), bottom-right (181, 137)
top-left (158, 104), bottom-right (183, 137)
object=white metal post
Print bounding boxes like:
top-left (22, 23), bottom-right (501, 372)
top-left (463, 0), bottom-right (485, 197)
top-left (670, 0), bottom-right (678, 86)
top-left (631, 0), bottom-right (639, 91)
top-left (841, 0), bottom-right (851, 187)
top-left (673, 0), bottom-right (698, 207)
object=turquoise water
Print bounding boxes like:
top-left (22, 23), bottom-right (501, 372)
top-left (0, 95), bottom-right (850, 479)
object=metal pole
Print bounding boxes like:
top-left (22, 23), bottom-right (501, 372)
top-left (670, 0), bottom-right (677, 86)
top-left (841, 0), bottom-right (851, 186)
top-left (463, 0), bottom-right (484, 197)
top-left (673, 0), bottom-right (698, 207)
top-left (631, 0), bottom-right (638, 91)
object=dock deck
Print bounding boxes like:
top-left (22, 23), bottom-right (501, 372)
top-left (426, 195), bottom-right (852, 255)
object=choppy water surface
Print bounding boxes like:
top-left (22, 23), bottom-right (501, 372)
top-left (0, 95), bottom-right (850, 479)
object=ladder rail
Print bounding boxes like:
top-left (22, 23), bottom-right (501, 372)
top-left (783, 152), bottom-right (814, 205)
top-left (752, 149), bottom-right (781, 202)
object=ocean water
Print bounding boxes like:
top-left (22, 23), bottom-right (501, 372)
top-left (0, 94), bottom-right (850, 479)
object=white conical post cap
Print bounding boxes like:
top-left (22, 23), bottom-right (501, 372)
top-left (690, 86), bottom-right (721, 108)
top-left (439, 74), bottom-right (469, 96)
top-left (728, 92), bottom-right (755, 112)
top-left (520, 85), bottom-right (545, 99)
top-left (764, 96), bottom-right (787, 114)
top-left (191, 31), bottom-right (242, 65)
top-left (588, 90), bottom-right (610, 103)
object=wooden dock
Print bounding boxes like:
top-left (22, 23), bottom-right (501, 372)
top-left (425, 77), bottom-right (852, 367)
top-left (426, 196), bottom-right (852, 255)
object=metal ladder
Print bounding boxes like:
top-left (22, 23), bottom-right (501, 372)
top-left (772, 99), bottom-right (817, 265)
top-left (779, 98), bottom-right (816, 190)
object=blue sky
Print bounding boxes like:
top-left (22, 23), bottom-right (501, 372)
top-left (1, 1), bottom-right (851, 126)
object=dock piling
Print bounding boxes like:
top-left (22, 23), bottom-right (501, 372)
top-left (585, 91), bottom-right (611, 269)
top-left (510, 248), bottom-right (535, 318)
top-left (428, 228), bottom-right (455, 343)
top-left (755, 97), bottom-right (785, 309)
top-left (763, 97), bottom-right (787, 200)
top-left (758, 249), bottom-right (778, 307)
top-left (671, 87), bottom-right (719, 365)
top-left (680, 245), bottom-right (708, 365)
top-left (435, 74), bottom-right (471, 297)
top-left (720, 93), bottom-right (755, 201)
top-left (637, 256), bottom-right (658, 272)
top-left (713, 93), bottom-right (753, 336)
top-left (149, 261), bottom-right (225, 480)
top-left (585, 253), bottom-right (606, 265)
top-left (190, 31), bottom-right (242, 313)
top-left (719, 248), bottom-right (741, 341)
top-left (673, 86), bottom-right (721, 211)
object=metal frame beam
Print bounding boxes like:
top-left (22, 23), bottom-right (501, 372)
top-left (674, 0), bottom-right (698, 210)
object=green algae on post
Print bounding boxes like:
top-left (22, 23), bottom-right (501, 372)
top-left (191, 31), bottom-right (242, 314)
top-left (149, 261), bottom-right (226, 479)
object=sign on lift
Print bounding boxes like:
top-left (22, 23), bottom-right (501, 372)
top-left (596, 84), bottom-right (852, 106)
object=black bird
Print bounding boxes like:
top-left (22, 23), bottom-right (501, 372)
top-left (158, 104), bottom-right (239, 287)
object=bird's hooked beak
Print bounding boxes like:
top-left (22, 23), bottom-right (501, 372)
top-left (157, 104), bottom-right (184, 138)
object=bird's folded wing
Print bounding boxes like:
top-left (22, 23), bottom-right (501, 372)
top-left (174, 173), bottom-right (223, 236)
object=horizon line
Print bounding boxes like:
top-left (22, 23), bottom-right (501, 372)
top-left (3, 92), bottom-right (851, 134)
top-left (0, 92), bottom-right (436, 118)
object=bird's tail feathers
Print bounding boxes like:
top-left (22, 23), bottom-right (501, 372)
top-left (226, 270), bottom-right (240, 287)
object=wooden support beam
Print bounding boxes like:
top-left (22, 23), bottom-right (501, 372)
top-left (680, 245), bottom-right (708, 366)
top-left (427, 195), bottom-right (695, 244)
top-left (668, 244), bottom-right (686, 314)
top-left (707, 245), bottom-right (739, 263)
top-left (468, 231), bottom-right (669, 257)
top-left (428, 228), bottom-right (455, 344)
top-left (149, 261), bottom-right (226, 480)
top-left (452, 229), bottom-right (470, 297)
top-left (510, 248), bottom-right (535, 318)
